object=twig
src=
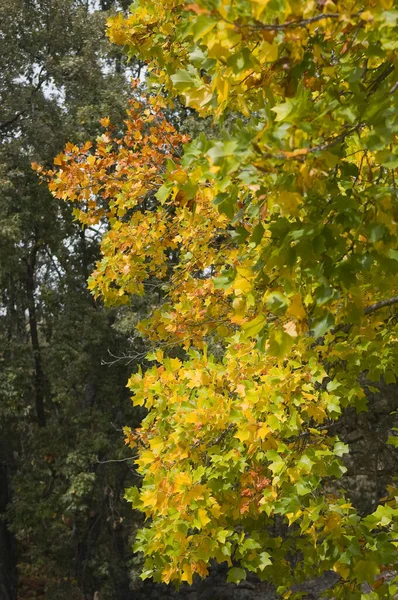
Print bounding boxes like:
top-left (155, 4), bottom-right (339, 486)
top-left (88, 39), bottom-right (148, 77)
top-left (364, 296), bottom-right (398, 315)
top-left (256, 124), bottom-right (363, 163)
top-left (366, 64), bottom-right (395, 95)
top-left (307, 124), bottom-right (362, 154)
top-left (389, 81), bottom-right (398, 95)
top-left (96, 457), bottom-right (135, 464)
top-left (0, 110), bottom-right (25, 131)
top-left (95, 457), bottom-right (143, 478)
top-left (233, 13), bottom-right (341, 31)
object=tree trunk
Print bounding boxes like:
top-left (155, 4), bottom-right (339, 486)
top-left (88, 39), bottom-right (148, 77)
top-left (25, 248), bottom-right (46, 428)
top-left (0, 461), bottom-right (17, 600)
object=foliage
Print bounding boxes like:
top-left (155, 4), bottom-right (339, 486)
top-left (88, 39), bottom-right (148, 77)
top-left (43, 0), bottom-right (398, 597)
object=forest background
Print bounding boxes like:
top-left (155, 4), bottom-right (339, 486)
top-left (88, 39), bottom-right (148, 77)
top-left (0, 1), bottom-right (152, 598)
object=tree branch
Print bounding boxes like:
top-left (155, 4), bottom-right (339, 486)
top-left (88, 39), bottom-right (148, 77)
top-left (366, 64), bottom-right (395, 95)
top-left (255, 124), bottom-right (363, 164)
top-left (234, 13), bottom-right (341, 31)
top-left (0, 110), bottom-right (25, 132)
top-left (364, 296), bottom-right (398, 315)
top-left (96, 457), bottom-right (135, 464)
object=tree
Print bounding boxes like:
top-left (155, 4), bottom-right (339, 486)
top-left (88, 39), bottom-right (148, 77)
top-left (0, 1), bottom-right (148, 597)
top-left (43, 0), bottom-right (398, 597)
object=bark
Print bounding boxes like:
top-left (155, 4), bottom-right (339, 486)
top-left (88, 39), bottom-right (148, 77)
top-left (25, 247), bottom-right (46, 428)
top-left (0, 462), bottom-right (17, 600)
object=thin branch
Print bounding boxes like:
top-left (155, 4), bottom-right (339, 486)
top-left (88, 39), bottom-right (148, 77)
top-left (365, 296), bottom-right (398, 315)
top-left (314, 296), bottom-right (398, 347)
top-left (44, 247), bottom-right (64, 281)
top-left (366, 64), bottom-right (395, 95)
top-left (233, 13), bottom-right (341, 31)
top-left (389, 81), bottom-right (398, 96)
top-left (308, 124), bottom-right (362, 154)
top-left (95, 457), bottom-right (143, 477)
top-left (0, 110), bottom-right (25, 132)
top-left (256, 124), bottom-right (363, 164)
top-left (96, 457), bottom-right (135, 463)
top-left (1, 65), bottom-right (48, 133)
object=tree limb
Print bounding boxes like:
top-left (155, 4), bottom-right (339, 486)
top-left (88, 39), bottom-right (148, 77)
top-left (0, 110), bottom-right (25, 132)
top-left (234, 13), bottom-right (341, 31)
top-left (365, 296), bottom-right (398, 315)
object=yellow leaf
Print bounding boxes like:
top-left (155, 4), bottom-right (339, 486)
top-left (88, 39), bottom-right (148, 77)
top-left (137, 449), bottom-right (155, 466)
top-left (170, 357), bottom-right (182, 370)
top-left (287, 294), bottom-right (306, 321)
top-left (236, 383), bottom-right (246, 396)
top-left (283, 148), bottom-right (309, 159)
top-left (149, 437), bottom-right (164, 455)
top-left (210, 501), bottom-right (222, 518)
top-left (185, 370), bottom-right (203, 388)
top-left (258, 41), bottom-right (278, 63)
top-left (174, 472), bottom-right (192, 491)
top-left (171, 169), bottom-right (188, 184)
top-left (242, 314), bottom-right (266, 338)
top-left (233, 267), bottom-right (255, 295)
top-left (276, 191), bottom-right (302, 216)
top-left (141, 488), bottom-right (157, 508)
top-left (214, 75), bottom-right (229, 104)
top-left (283, 320), bottom-right (298, 337)
top-left (185, 412), bottom-right (202, 424)
top-left (286, 509), bottom-right (302, 525)
top-left (305, 404), bottom-right (327, 424)
top-left (197, 508), bottom-right (211, 528)
top-left (250, 0), bottom-right (271, 20)
top-left (324, 511), bottom-right (342, 533)
top-left (162, 566), bottom-right (177, 584)
top-left (333, 562), bottom-right (350, 579)
top-left (195, 561), bottom-right (209, 577)
top-left (232, 297), bottom-right (246, 317)
top-left (235, 427), bottom-right (251, 442)
top-left (360, 11), bottom-right (373, 21)
top-left (257, 423), bottom-right (270, 440)
top-left (181, 563), bottom-right (193, 585)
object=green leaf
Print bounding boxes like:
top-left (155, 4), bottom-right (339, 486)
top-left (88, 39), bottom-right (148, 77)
top-left (213, 269), bottom-right (235, 289)
top-left (353, 560), bottom-right (379, 583)
top-left (312, 312), bottom-right (335, 338)
top-left (268, 329), bottom-right (294, 359)
top-left (227, 567), bottom-right (247, 584)
top-left (171, 69), bottom-right (196, 90)
top-left (265, 292), bottom-right (288, 312)
top-left (207, 140), bottom-right (238, 165)
top-left (156, 183), bottom-right (172, 204)
top-left (387, 435), bottom-right (398, 447)
top-left (190, 15), bottom-right (216, 42)
top-left (251, 222), bottom-right (265, 245)
top-left (258, 551), bottom-right (272, 571)
top-left (271, 99), bottom-right (294, 122)
top-left (334, 441), bottom-right (349, 457)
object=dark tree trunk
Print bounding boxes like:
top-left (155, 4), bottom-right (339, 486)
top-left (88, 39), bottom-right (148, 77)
top-left (25, 248), bottom-right (46, 428)
top-left (0, 461), bottom-right (17, 600)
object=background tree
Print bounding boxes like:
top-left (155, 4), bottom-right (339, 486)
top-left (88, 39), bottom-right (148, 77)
top-left (0, 1), bottom-right (149, 598)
